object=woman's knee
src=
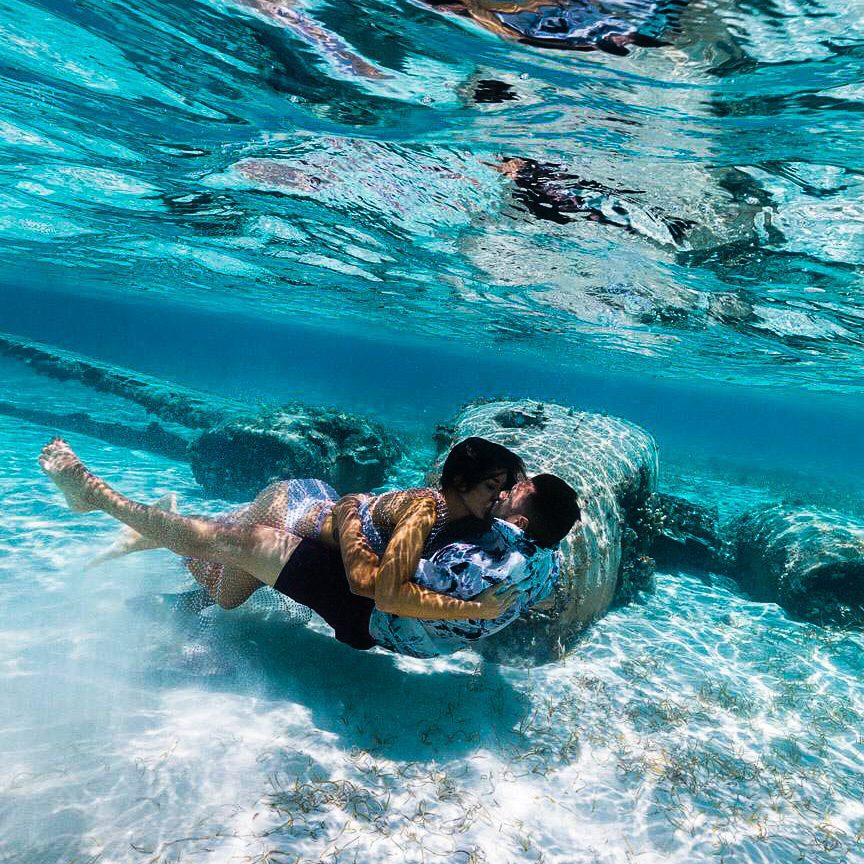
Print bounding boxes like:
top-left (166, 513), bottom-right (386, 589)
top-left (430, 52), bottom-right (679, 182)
top-left (214, 589), bottom-right (255, 610)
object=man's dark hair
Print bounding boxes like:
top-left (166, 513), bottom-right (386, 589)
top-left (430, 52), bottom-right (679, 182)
top-left (440, 437), bottom-right (526, 493)
top-left (524, 473), bottom-right (581, 548)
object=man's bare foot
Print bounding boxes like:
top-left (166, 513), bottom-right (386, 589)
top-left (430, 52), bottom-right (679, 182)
top-left (38, 438), bottom-right (98, 513)
top-left (87, 492), bottom-right (177, 568)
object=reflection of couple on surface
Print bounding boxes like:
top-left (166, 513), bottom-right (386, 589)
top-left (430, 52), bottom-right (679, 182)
top-left (40, 436), bottom-right (580, 659)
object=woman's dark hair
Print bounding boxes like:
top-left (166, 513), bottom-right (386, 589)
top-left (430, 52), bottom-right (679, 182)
top-left (440, 437), bottom-right (525, 493)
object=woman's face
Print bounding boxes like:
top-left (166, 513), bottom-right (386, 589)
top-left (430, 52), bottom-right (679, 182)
top-left (458, 471), bottom-right (509, 521)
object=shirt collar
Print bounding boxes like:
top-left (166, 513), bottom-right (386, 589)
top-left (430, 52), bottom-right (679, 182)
top-left (492, 517), bottom-right (539, 552)
top-left (492, 517), bottom-right (524, 540)
top-left (492, 518), bottom-right (558, 557)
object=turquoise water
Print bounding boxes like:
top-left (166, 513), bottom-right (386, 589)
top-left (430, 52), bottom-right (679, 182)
top-left (2, 0), bottom-right (864, 860)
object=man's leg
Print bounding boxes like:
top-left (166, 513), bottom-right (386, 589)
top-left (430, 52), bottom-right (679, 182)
top-left (39, 439), bottom-right (299, 588)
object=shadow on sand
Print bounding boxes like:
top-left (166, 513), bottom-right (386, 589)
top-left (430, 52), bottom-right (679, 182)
top-left (139, 596), bottom-right (531, 763)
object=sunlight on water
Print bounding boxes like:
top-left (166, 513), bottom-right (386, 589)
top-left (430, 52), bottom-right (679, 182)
top-left (1, 0), bottom-right (863, 859)
top-left (1, 0), bottom-right (862, 388)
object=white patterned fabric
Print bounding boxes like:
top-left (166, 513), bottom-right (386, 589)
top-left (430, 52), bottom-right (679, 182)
top-left (368, 519), bottom-right (560, 658)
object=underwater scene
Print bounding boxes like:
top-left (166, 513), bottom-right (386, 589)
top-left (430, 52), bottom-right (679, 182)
top-left (2, 0), bottom-right (864, 860)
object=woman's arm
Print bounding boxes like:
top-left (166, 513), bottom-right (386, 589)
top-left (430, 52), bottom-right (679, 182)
top-left (335, 494), bottom-right (513, 620)
top-left (332, 495), bottom-right (379, 598)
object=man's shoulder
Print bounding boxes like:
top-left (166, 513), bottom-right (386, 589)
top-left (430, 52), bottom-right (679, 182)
top-left (429, 520), bottom-right (517, 560)
top-left (429, 520), bottom-right (557, 571)
top-left (490, 519), bottom-right (557, 561)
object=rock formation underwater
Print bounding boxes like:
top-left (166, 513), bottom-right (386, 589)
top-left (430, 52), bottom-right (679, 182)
top-left (6, 332), bottom-right (863, 661)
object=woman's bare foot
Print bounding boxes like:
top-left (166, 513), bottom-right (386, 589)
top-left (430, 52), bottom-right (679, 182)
top-left (38, 438), bottom-right (98, 513)
top-left (87, 493), bottom-right (178, 568)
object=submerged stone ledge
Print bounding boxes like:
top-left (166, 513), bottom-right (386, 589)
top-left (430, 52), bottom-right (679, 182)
top-left (653, 496), bottom-right (864, 627)
top-left (0, 400), bottom-right (191, 461)
top-left (0, 331), bottom-right (232, 429)
top-left (188, 406), bottom-right (404, 500)
top-left (1, 332), bottom-right (403, 497)
top-left (729, 505), bottom-right (864, 627)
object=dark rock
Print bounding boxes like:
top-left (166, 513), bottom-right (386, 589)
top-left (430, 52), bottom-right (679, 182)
top-left (650, 492), bottom-right (727, 573)
top-left (188, 405), bottom-right (404, 500)
top-left (728, 505), bottom-right (864, 626)
top-left (615, 487), bottom-right (664, 605)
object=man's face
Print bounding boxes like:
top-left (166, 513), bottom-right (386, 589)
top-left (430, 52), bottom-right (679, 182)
top-left (491, 479), bottom-right (536, 525)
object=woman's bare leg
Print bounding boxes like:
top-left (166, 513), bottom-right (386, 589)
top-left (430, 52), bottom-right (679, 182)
top-left (87, 492), bottom-right (178, 569)
top-left (88, 481), bottom-right (305, 607)
top-left (39, 439), bottom-right (300, 588)
top-left (183, 481), bottom-right (300, 607)
top-left (85, 491), bottom-right (263, 608)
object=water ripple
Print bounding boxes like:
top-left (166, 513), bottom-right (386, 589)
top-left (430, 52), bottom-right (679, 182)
top-left (0, 0), bottom-right (861, 390)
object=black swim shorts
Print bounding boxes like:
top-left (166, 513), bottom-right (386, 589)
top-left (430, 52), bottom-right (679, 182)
top-left (273, 539), bottom-right (376, 650)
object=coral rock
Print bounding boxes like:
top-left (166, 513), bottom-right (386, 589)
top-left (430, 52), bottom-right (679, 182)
top-left (729, 505), bottom-right (864, 626)
top-left (188, 405), bottom-right (404, 500)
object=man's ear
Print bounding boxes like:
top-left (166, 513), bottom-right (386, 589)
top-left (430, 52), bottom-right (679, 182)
top-left (512, 515), bottom-right (529, 530)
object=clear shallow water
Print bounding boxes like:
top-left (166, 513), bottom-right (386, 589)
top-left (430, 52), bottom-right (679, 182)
top-left (3, 420), bottom-right (864, 863)
top-left (2, 0), bottom-right (864, 860)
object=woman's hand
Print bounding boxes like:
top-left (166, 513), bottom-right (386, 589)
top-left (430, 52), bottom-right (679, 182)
top-left (470, 582), bottom-right (519, 620)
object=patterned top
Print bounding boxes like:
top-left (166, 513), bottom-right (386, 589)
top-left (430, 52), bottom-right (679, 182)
top-left (355, 487), bottom-right (449, 557)
top-left (368, 519), bottom-right (560, 659)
